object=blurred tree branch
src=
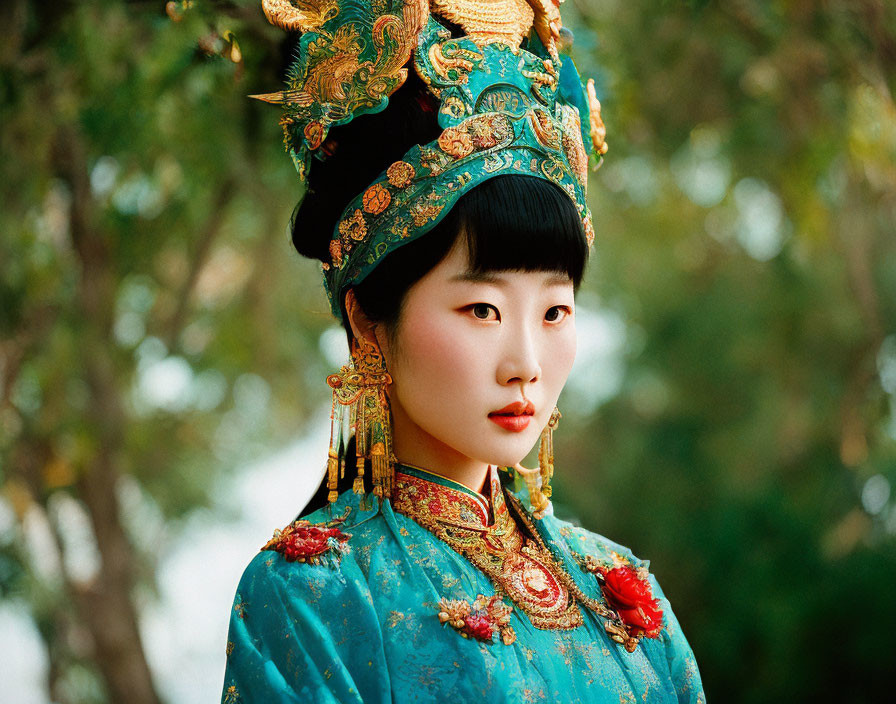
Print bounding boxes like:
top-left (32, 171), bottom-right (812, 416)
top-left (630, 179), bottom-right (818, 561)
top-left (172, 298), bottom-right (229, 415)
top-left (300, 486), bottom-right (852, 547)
top-left (52, 121), bottom-right (162, 704)
top-left (165, 176), bottom-right (237, 350)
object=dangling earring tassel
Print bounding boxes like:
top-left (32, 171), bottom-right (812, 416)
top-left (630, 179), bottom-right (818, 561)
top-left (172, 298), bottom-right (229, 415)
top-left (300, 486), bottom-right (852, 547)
top-left (325, 392), bottom-right (344, 504)
top-left (518, 407), bottom-right (562, 519)
top-left (517, 464), bottom-right (550, 519)
top-left (353, 391), bottom-right (368, 495)
top-left (538, 407), bottom-right (561, 502)
top-left (326, 336), bottom-right (394, 505)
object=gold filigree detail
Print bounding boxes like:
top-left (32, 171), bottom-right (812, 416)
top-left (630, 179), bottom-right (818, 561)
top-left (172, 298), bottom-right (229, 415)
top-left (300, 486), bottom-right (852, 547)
top-left (392, 467), bottom-right (584, 630)
top-left (527, 108), bottom-right (561, 150)
top-left (262, 0), bottom-right (339, 32)
top-left (437, 594), bottom-right (516, 644)
top-left (419, 147), bottom-right (453, 176)
top-left (438, 127), bottom-right (475, 158)
top-left (426, 41), bottom-right (483, 93)
top-left (476, 86), bottom-right (531, 114)
top-left (411, 202), bottom-right (444, 226)
top-left (300, 121), bottom-right (323, 149)
top-left (583, 212), bottom-right (594, 247)
top-left (386, 160), bottom-right (415, 187)
top-left (255, 0), bottom-right (430, 150)
top-left (525, 0), bottom-right (563, 59)
top-left (362, 183), bottom-right (392, 214)
top-left (438, 597), bottom-right (470, 627)
top-left (329, 238), bottom-right (343, 265)
top-left (539, 156), bottom-right (566, 182)
top-left (586, 78), bottom-right (608, 157)
top-left (430, 0), bottom-right (535, 49)
top-left (327, 339), bottom-right (394, 500)
top-left (521, 65), bottom-right (557, 90)
top-left (339, 209), bottom-right (367, 242)
top-left (558, 104), bottom-right (588, 186)
top-left (506, 492), bottom-right (647, 651)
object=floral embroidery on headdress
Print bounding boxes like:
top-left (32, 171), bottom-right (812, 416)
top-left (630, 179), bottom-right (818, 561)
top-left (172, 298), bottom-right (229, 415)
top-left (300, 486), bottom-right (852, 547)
top-left (438, 127), bottom-right (475, 158)
top-left (362, 183), bottom-right (392, 215)
top-left (386, 160), bottom-right (416, 188)
top-left (437, 594), bottom-right (516, 645)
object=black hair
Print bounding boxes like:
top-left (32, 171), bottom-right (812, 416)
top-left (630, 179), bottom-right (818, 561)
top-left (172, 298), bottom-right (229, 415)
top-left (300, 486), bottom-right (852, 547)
top-left (292, 70), bottom-right (589, 517)
top-left (352, 175), bottom-right (588, 333)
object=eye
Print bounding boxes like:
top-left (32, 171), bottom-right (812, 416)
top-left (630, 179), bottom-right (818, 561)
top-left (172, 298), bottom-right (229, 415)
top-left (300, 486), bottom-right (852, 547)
top-left (470, 303), bottom-right (500, 321)
top-left (544, 306), bottom-right (571, 323)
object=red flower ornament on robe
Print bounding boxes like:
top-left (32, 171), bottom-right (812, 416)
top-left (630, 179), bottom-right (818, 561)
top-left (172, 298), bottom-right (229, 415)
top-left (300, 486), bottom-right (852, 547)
top-left (437, 594), bottom-right (516, 645)
top-left (262, 516), bottom-right (352, 564)
top-left (580, 551), bottom-right (664, 650)
top-left (598, 563), bottom-right (664, 638)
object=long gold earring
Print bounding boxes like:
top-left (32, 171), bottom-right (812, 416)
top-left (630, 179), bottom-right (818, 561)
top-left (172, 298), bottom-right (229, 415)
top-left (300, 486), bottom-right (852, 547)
top-left (326, 336), bottom-right (395, 506)
top-left (521, 406), bottom-right (561, 519)
top-left (539, 406), bottom-right (561, 499)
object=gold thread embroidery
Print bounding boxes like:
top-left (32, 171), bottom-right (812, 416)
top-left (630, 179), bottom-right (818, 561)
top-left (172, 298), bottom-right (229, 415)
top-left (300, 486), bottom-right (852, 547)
top-left (438, 127), bottom-right (475, 158)
top-left (505, 492), bottom-right (649, 652)
top-left (362, 183), bottom-right (392, 214)
top-left (391, 467), bottom-right (584, 630)
top-left (387, 160), bottom-right (416, 187)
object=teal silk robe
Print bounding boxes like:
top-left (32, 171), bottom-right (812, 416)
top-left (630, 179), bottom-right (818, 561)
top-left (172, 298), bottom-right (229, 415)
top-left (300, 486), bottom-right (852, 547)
top-left (222, 465), bottom-right (704, 703)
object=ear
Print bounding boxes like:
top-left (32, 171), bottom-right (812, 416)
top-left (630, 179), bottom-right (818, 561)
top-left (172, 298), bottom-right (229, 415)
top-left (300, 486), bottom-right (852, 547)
top-left (344, 289), bottom-right (380, 348)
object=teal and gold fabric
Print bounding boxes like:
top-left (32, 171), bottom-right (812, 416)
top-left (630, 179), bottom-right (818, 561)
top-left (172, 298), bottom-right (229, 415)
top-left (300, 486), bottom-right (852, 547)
top-left (222, 465), bottom-right (704, 703)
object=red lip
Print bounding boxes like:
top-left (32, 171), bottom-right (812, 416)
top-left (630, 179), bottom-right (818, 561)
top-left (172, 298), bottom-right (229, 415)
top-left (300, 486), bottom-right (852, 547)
top-left (489, 401), bottom-right (535, 416)
top-left (488, 401), bottom-right (535, 432)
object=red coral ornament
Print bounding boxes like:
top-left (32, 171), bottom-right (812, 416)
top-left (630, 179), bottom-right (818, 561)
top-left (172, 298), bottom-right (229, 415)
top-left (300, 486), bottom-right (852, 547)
top-left (598, 565), bottom-right (663, 638)
top-left (463, 613), bottom-right (495, 641)
top-left (262, 520), bottom-right (351, 564)
top-left (437, 594), bottom-right (515, 645)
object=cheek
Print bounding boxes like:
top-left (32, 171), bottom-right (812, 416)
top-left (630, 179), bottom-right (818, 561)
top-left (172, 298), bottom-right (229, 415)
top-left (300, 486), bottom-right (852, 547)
top-left (542, 324), bottom-right (577, 389)
top-left (388, 312), bottom-right (486, 408)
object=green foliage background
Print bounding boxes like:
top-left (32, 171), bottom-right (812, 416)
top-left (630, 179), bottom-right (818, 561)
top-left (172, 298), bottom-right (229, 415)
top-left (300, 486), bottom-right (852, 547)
top-left (1, 1), bottom-right (894, 702)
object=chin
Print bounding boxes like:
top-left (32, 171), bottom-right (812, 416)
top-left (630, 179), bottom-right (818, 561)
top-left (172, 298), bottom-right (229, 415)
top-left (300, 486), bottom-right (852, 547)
top-left (473, 436), bottom-right (539, 469)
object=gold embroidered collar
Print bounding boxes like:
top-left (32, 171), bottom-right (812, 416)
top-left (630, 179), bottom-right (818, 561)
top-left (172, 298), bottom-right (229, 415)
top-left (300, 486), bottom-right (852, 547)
top-left (392, 463), bottom-right (501, 529)
top-left (391, 463), bottom-right (584, 630)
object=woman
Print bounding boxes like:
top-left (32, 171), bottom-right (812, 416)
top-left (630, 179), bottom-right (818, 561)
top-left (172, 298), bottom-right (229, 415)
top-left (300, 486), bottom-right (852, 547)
top-left (223, 1), bottom-right (704, 702)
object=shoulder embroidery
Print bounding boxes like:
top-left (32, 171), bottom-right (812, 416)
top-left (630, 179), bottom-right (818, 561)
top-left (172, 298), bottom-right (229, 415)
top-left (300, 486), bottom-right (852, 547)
top-left (261, 511), bottom-right (352, 564)
top-left (437, 594), bottom-right (516, 645)
top-left (575, 550), bottom-right (664, 650)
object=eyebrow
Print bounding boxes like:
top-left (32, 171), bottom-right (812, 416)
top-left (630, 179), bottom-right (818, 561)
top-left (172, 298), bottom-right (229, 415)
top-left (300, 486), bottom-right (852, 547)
top-left (450, 271), bottom-right (506, 285)
top-left (450, 271), bottom-right (571, 287)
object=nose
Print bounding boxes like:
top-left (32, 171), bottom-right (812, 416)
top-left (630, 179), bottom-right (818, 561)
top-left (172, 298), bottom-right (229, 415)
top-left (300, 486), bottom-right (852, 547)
top-left (496, 327), bottom-right (542, 386)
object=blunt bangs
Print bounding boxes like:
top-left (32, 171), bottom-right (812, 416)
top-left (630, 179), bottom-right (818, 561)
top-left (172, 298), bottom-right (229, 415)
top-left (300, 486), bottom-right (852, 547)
top-left (352, 174), bottom-right (589, 331)
top-left (458, 175), bottom-right (589, 289)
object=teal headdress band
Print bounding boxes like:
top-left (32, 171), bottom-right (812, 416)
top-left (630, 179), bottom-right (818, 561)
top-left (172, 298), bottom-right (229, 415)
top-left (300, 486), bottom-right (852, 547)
top-left (254, 0), bottom-right (608, 320)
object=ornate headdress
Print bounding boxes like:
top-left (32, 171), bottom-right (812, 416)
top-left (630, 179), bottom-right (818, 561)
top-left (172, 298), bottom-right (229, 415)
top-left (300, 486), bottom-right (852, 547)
top-left (254, 0), bottom-right (607, 319)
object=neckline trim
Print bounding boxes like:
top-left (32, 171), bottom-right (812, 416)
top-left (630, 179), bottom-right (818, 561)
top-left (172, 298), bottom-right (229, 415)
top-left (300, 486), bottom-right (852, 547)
top-left (396, 462), bottom-right (490, 500)
top-left (393, 463), bottom-right (503, 529)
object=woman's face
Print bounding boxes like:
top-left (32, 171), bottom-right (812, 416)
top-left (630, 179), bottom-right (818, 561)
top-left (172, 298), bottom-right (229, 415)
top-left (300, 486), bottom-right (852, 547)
top-left (376, 240), bottom-right (578, 477)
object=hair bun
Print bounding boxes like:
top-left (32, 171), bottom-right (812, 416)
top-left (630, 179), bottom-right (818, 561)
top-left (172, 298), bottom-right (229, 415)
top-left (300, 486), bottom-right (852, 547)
top-left (290, 71), bottom-right (442, 264)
